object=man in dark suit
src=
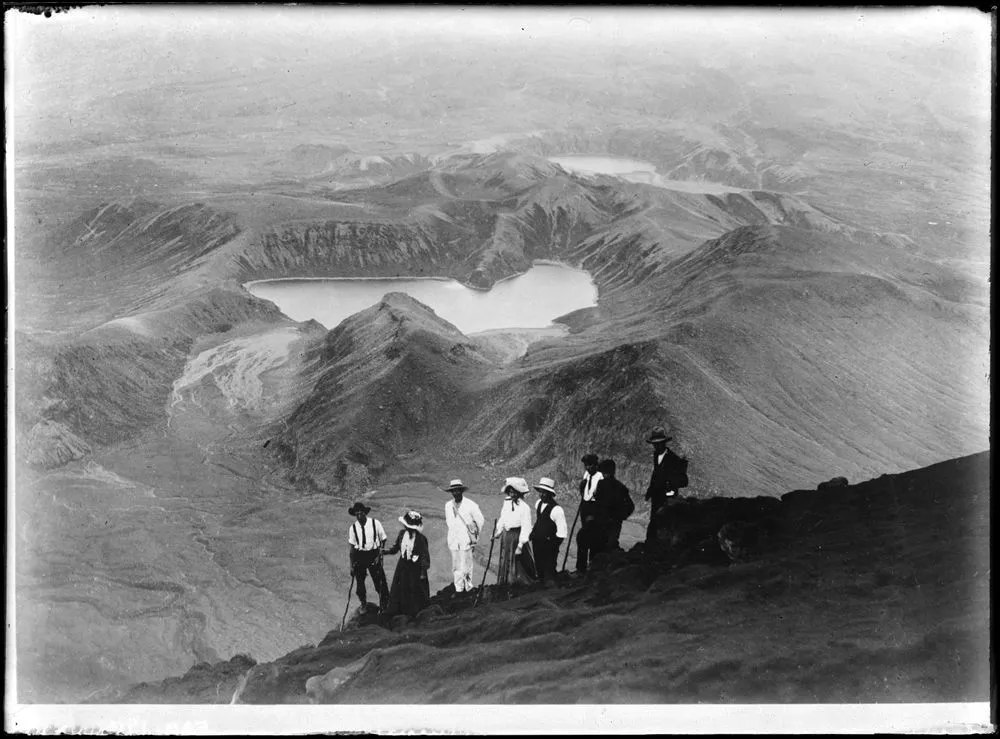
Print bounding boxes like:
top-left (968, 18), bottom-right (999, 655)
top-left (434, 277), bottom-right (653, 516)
top-left (644, 426), bottom-right (688, 544)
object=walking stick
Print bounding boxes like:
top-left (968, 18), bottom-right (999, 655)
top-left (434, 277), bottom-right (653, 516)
top-left (340, 573), bottom-right (355, 632)
top-left (375, 548), bottom-right (389, 612)
top-left (561, 501), bottom-right (582, 573)
top-left (473, 518), bottom-right (498, 607)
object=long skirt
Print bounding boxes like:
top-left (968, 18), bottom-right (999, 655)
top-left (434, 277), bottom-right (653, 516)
top-left (496, 528), bottom-right (536, 586)
top-left (386, 558), bottom-right (430, 619)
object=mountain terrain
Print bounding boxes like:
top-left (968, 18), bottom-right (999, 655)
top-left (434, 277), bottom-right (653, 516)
top-left (10, 9), bottom-right (990, 707)
top-left (13, 150), bottom-right (988, 704)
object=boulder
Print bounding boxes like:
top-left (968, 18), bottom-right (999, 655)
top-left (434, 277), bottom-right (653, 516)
top-left (817, 476), bottom-right (849, 491)
top-left (390, 615), bottom-right (410, 631)
top-left (717, 519), bottom-right (780, 563)
top-left (415, 604), bottom-right (447, 625)
top-left (305, 656), bottom-right (368, 704)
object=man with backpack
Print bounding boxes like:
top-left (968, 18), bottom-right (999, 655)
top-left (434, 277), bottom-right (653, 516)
top-left (598, 458), bottom-right (635, 551)
top-left (530, 477), bottom-right (568, 583)
top-left (644, 426), bottom-right (689, 544)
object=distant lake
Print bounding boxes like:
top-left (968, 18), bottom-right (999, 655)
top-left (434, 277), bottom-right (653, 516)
top-left (245, 262), bottom-right (598, 334)
top-left (549, 154), bottom-right (742, 195)
top-left (549, 155), bottom-right (658, 178)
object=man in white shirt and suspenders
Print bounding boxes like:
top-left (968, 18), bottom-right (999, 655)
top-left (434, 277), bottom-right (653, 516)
top-left (443, 479), bottom-right (486, 595)
top-left (347, 502), bottom-right (389, 613)
top-left (530, 477), bottom-right (568, 584)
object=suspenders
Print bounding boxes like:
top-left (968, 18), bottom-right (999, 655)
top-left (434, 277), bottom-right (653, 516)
top-left (354, 520), bottom-right (377, 550)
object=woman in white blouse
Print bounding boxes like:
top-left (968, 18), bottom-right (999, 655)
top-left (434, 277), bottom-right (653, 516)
top-left (492, 477), bottom-right (536, 587)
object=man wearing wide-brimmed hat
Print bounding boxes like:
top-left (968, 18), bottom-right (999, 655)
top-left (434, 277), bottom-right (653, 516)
top-left (644, 425), bottom-right (689, 544)
top-left (443, 479), bottom-right (486, 594)
top-left (529, 477), bottom-right (568, 583)
top-left (346, 502), bottom-right (389, 612)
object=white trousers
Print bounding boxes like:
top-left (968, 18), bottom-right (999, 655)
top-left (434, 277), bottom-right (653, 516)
top-left (451, 548), bottom-right (475, 592)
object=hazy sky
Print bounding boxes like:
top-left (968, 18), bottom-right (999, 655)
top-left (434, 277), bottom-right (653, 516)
top-left (8, 6), bottom-right (991, 113)
top-left (8, 6), bottom-right (991, 55)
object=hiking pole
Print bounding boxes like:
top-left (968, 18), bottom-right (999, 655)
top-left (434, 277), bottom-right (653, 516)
top-left (561, 501), bottom-right (582, 573)
top-left (473, 518), bottom-right (498, 607)
top-left (340, 573), bottom-right (355, 632)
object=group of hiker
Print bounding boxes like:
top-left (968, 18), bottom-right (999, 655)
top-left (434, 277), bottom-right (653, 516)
top-left (344, 425), bottom-right (689, 621)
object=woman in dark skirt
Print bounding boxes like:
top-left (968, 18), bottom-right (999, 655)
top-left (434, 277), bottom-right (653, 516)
top-left (492, 477), bottom-right (536, 588)
top-left (383, 510), bottom-right (431, 619)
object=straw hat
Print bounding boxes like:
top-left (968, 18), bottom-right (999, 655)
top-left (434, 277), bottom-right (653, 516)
top-left (502, 477), bottom-right (530, 496)
top-left (443, 479), bottom-right (468, 493)
top-left (533, 477), bottom-right (557, 496)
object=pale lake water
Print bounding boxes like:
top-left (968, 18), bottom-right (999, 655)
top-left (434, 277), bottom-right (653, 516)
top-left (245, 262), bottom-right (598, 334)
top-left (549, 154), bottom-right (742, 195)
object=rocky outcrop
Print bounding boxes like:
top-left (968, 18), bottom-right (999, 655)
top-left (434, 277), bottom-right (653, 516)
top-left (817, 476), bottom-right (849, 491)
top-left (304, 657), bottom-right (369, 704)
top-left (643, 495), bottom-right (783, 564)
top-left (106, 654), bottom-right (257, 705)
top-left (24, 420), bottom-right (92, 469)
top-left (20, 286), bottom-right (286, 455)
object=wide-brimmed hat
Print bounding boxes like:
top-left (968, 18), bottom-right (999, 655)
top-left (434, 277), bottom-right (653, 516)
top-left (533, 477), bottom-right (557, 496)
top-left (348, 502), bottom-right (371, 516)
top-left (646, 426), bottom-right (673, 444)
top-left (581, 453), bottom-right (599, 466)
top-left (443, 479), bottom-right (468, 493)
top-left (399, 511), bottom-right (424, 531)
top-left (502, 477), bottom-right (530, 496)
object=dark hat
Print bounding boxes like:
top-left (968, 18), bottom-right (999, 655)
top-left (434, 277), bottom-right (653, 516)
top-left (399, 510), bottom-right (424, 530)
top-left (581, 453), bottom-right (599, 466)
top-left (348, 502), bottom-right (371, 516)
top-left (443, 479), bottom-right (468, 493)
top-left (646, 426), bottom-right (673, 444)
top-left (598, 458), bottom-right (617, 475)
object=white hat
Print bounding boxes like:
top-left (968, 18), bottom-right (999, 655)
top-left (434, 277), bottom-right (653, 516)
top-left (502, 477), bottom-right (530, 495)
top-left (398, 511), bottom-right (424, 531)
top-left (443, 479), bottom-right (468, 493)
top-left (533, 477), bottom-right (557, 496)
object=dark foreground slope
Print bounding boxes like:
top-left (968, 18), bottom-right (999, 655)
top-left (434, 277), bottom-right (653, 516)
top-left (111, 451), bottom-right (989, 704)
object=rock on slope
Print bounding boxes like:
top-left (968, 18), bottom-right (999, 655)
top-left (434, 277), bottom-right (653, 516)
top-left (109, 451), bottom-right (989, 704)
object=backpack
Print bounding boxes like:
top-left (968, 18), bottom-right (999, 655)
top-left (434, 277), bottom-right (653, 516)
top-left (675, 456), bottom-right (689, 489)
top-left (617, 481), bottom-right (635, 520)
